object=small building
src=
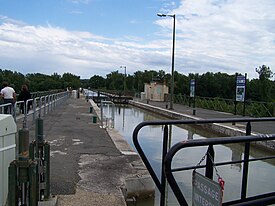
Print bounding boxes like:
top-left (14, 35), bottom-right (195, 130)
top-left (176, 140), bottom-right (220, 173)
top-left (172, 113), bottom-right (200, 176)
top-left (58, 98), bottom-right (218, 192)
top-left (144, 82), bottom-right (169, 102)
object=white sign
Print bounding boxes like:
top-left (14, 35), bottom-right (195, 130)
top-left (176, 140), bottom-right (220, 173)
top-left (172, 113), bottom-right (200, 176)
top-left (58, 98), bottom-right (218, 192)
top-left (192, 171), bottom-right (223, 206)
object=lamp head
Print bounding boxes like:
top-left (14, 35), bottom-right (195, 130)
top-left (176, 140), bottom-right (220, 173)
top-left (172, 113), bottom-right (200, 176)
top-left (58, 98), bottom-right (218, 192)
top-left (157, 13), bottom-right (166, 17)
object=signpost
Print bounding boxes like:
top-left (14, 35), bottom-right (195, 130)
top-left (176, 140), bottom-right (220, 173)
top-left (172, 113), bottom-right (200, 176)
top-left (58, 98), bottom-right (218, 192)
top-left (192, 171), bottom-right (223, 206)
top-left (190, 79), bottom-right (195, 98)
top-left (190, 79), bottom-right (196, 115)
top-left (236, 75), bottom-right (246, 102)
top-left (235, 74), bottom-right (247, 116)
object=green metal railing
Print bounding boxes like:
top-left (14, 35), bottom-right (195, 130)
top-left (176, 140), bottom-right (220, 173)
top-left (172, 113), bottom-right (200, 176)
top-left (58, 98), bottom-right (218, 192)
top-left (174, 94), bottom-right (275, 117)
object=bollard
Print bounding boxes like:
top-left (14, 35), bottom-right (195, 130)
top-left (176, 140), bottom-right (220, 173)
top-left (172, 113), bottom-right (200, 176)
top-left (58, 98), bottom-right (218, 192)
top-left (18, 128), bottom-right (29, 161)
top-left (29, 117), bottom-right (51, 200)
top-left (36, 117), bottom-right (44, 142)
top-left (8, 128), bottom-right (38, 206)
top-left (193, 109), bottom-right (196, 115)
top-left (90, 107), bottom-right (93, 113)
top-left (92, 115), bottom-right (97, 123)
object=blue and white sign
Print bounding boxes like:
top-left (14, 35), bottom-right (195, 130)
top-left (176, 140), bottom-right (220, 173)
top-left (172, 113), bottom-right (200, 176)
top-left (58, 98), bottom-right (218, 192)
top-left (236, 75), bottom-right (246, 102)
top-left (190, 79), bottom-right (195, 98)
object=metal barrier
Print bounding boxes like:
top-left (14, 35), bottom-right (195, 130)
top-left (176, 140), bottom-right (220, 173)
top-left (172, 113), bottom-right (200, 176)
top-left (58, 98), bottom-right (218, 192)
top-left (29, 118), bottom-right (50, 201)
top-left (6, 91), bottom-right (69, 205)
top-left (132, 117), bottom-right (275, 206)
top-left (100, 100), bottom-right (115, 128)
top-left (13, 91), bottom-right (69, 126)
top-left (1, 91), bottom-right (68, 125)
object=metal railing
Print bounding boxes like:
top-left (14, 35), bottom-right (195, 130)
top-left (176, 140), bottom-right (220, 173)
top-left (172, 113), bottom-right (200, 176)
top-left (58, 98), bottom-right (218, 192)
top-left (133, 117), bottom-right (275, 206)
top-left (100, 100), bottom-right (115, 128)
top-left (0, 91), bottom-right (69, 127)
top-left (174, 94), bottom-right (275, 117)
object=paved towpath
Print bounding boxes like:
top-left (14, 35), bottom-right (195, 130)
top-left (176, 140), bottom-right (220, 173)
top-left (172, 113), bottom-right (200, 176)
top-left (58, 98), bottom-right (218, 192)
top-left (138, 100), bottom-right (275, 135)
top-left (26, 96), bottom-right (149, 206)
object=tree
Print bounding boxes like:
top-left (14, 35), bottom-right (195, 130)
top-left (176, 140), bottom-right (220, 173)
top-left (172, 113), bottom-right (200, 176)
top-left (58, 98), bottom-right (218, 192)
top-left (62, 73), bottom-right (81, 89)
top-left (106, 71), bottom-right (124, 91)
top-left (255, 65), bottom-right (274, 101)
top-left (256, 65), bottom-right (273, 80)
top-left (89, 75), bottom-right (106, 89)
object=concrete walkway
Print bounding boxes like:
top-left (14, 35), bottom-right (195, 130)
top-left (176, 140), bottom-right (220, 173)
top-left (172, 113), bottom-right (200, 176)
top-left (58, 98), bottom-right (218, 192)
top-left (135, 100), bottom-right (275, 135)
top-left (26, 97), bottom-right (153, 206)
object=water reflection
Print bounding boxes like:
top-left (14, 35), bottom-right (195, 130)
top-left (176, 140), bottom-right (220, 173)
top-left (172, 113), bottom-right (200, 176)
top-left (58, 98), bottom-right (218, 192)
top-left (102, 104), bottom-right (275, 205)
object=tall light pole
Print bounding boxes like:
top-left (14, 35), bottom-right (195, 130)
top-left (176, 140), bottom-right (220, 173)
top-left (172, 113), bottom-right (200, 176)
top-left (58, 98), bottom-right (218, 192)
top-left (157, 13), bottom-right (176, 110)
top-left (120, 66), bottom-right (127, 93)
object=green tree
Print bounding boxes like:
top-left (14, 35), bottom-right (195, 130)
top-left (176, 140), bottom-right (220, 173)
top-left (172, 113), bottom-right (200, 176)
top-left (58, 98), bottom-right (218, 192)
top-left (106, 71), bottom-right (124, 91)
top-left (89, 75), bottom-right (106, 89)
top-left (255, 65), bottom-right (273, 101)
top-left (62, 73), bottom-right (81, 89)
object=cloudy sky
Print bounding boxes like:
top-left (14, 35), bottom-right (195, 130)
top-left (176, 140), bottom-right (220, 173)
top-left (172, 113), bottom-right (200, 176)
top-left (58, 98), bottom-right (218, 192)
top-left (0, 0), bottom-right (274, 79)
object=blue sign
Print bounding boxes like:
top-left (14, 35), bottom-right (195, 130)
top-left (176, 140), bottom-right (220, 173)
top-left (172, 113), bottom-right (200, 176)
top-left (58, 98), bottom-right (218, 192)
top-left (236, 75), bottom-right (246, 102)
top-left (190, 79), bottom-right (195, 97)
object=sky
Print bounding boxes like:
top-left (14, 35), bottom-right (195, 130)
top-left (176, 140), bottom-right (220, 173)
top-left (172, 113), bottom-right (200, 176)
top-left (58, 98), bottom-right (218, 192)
top-left (0, 0), bottom-right (274, 80)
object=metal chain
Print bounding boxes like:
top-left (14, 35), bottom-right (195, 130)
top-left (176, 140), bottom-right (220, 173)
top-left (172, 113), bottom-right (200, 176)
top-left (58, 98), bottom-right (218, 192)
top-left (208, 152), bottom-right (221, 179)
top-left (194, 150), bottom-right (225, 191)
top-left (195, 152), bottom-right (208, 170)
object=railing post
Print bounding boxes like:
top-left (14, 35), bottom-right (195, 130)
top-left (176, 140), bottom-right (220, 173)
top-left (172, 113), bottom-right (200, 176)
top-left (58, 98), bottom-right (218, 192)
top-left (205, 145), bottom-right (214, 179)
top-left (44, 96), bottom-right (46, 116)
top-left (160, 124), bottom-right (169, 206)
top-left (33, 98), bottom-right (36, 123)
top-left (39, 97), bottom-right (42, 117)
top-left (241, 121), bottom-right (251, 200)
top-left (246, 121), bottom-right (251, 136)
top-left (101, 101), bottom-right (103, 128)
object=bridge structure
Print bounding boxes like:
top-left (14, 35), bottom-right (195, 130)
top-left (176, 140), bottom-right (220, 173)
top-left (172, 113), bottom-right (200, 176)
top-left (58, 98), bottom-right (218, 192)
top-left (84, 90), bottom-right (133, 104)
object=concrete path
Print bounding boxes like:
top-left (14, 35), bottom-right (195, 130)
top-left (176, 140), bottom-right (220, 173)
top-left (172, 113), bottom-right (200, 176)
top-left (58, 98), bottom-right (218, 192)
top-left (26, 97), bottom-right (152, 206)
top-left (139, 100), bottom-right (275, 135)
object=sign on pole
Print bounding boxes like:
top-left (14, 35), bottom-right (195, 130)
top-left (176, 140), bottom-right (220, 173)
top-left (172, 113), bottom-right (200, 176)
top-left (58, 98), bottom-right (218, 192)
top-left (236, 75), bottom-right (246, 102)
top-left (192, 171), bottom-right (223, 206)
top-left (190, 79), bottom-right (195, 98)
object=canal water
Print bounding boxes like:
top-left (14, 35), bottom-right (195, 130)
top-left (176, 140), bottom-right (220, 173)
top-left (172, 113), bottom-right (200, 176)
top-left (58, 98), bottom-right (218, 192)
top-left (101, 104), bottom-right (275, 206)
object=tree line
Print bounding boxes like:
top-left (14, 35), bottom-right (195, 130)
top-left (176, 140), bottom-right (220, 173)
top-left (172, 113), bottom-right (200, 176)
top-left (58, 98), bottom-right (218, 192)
top-left (1, 65), bottom-right (274, 102)
top-left (82, 65), bottom-right (274, 102)
top-left (0, 69), bottom-right (81, 93)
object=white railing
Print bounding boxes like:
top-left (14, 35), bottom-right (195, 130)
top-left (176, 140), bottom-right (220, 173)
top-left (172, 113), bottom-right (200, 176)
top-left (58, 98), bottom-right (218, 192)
top-left (0, 91), bottom-right (69, 127)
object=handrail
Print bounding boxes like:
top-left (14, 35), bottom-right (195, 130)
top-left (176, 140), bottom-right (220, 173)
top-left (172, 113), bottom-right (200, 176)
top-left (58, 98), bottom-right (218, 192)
top-left (0, 91), bottom-right (69, 127)
top-left (132, 117), bottom-right (275, 206)
top-left (100, 100), bottom-right (115, 128)
top-left (164, 134), bottom-right (275, 206)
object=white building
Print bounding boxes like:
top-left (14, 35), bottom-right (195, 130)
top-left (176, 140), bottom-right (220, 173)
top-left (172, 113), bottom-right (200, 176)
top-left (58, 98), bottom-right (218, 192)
top-left (144, 82), bottom-right (169, 101)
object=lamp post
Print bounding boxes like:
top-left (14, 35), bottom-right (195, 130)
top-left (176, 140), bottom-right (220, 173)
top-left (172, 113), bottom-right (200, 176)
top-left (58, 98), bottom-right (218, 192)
top-left (157, 13), bottom-right (176, 110)
top-left (120, 66), bottom-right (127, 93)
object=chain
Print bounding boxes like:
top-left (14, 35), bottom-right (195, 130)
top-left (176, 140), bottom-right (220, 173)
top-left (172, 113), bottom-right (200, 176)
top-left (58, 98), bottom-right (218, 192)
top-left (194, 150), bottom-right (225, 191)
top-left (195, 152), bottom-right (207, 169)
top-left (208, 151), bottom-right (225, 191)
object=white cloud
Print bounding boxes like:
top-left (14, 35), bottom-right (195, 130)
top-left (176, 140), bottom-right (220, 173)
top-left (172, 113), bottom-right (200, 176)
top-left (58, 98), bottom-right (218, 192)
top-left (70, 0), bottom-right (91, 4)
top-left (0, 20), bottom-right (169, 78)
top-left (156, 0), bottom-right (275, 78)
top-left (0, 0), bottom-right (275, 80)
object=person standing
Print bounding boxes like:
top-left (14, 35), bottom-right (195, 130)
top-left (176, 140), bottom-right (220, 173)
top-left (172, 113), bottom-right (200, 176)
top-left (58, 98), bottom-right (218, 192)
top-left (18, 84), bottom-right (32, 114)
top-left (0, 81), bottom-right (16, 114)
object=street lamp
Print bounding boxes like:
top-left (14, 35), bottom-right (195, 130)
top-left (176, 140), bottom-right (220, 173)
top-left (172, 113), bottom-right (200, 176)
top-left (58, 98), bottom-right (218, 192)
top-left (157, 13), bottom-right (176, 110)
top-left (120, 66), bottom-right (127, 93)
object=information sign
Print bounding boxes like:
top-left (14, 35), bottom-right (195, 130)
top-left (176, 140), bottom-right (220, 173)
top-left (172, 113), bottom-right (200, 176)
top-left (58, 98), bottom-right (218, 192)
top-left (192, 171), bottom-right (222, 206)
top-left (190, 79), bottom-right (195, 98)
top-left (236, 75), bottom-right (246, 102)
